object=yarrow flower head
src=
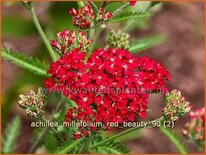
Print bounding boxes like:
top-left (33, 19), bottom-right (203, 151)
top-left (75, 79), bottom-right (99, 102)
top-left (50, 29), bottom-right (92, 55)
top-left (108, 30), bottom-right (130, 50)
top-left (182, 107), bottom-right (205, 149)
top-left (18, 87), bottom-right (47, 119)
top-left (69, 3), bottom-right (112, 30)
top-left (162, 89), bottom-right (191, 121)
top-left (44, 46), bottom-right (171, 139)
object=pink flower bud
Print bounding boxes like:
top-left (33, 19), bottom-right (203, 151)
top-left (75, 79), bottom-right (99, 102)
top-left (69, 8), bottom-right (78, 16)
top-left (88, 38), bottom-right (93, 44)
top-left (106, 12), bottom-right (112, 19)
top-left (50, 40), bottom-right (58, 47)
top-left (73, 132), bottom-right (82, 139)
top-left (83, 130), bottom-right (91, 137)
top-left (99, 8), bottom-right (105, 14)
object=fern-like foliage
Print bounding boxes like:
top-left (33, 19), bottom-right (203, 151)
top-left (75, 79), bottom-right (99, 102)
top-left (2, 116), bottom-right (21, 154)
top-left (54, 138), bottom-right (84, 154)
top-left (129, 35), bottom-right (165, 53)
top-left (159, 126), bottom-right (188, 154)
top-left (93, 141), bottom-right (130, 154)
top-left (1, 47), bottom-right (49, 76)
top-left (109, 11), bottom-right (150, 23)
top-left (90, 135), bottom-right (130, 154)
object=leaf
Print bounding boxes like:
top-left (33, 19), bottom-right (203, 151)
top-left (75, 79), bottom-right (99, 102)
top-left (109, 11), bottom-right (150, 23)
top-left (54, 138), bottom-right (84, 154)
top-left (1, 47), bottom-right (49, 77)
top-left (129, 35), bottom-right (165, 53)
top-left (94, 141), bottom-right (130, 154)
top-left (159, 126), bottom-right (188, 154)
top-left (2, 116), bottom-right (21, 154)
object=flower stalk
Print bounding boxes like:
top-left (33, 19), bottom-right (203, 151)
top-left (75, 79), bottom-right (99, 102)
top-left (30, 5), bottom-right (58, 61)
top-left (79, 135), bottom-right (93, 153)
top-left (28, 98), bottom-right (65, 153)
top-left (160, 126), bottom-right (188, 154)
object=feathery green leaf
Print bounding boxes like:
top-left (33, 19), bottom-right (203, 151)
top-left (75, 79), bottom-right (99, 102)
top-left (129, 35), bottom-right (165, 53)
top-left (54, 138), bottom-right (84, 154)
top-left (109, 11), bottom-right (150, 23)
top-left (93, 140), bottom-right (130, 154)
top-left (2, 116), bottom-right (21, 154)
top-left (1, 47), bottom-right (49, 76)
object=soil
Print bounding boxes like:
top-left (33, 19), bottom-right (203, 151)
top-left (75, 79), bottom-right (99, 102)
top-left (2, 2), bottom-right (205, 154)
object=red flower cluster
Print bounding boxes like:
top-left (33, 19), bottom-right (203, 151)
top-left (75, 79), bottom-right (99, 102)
top-left (137, 57), bottom-right (171, 93)
top-left (44, 48), bottom-right (171, 139)
top-left (50, 29), bottom-right (92, 55)
top-left (69, 3), bottom-right (112, 29)
top-left (44, 48), bottom-right (86, 93)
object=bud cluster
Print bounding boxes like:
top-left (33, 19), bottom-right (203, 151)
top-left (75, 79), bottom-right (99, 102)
top-left (108, 30), bottom-right (130, 50)
top-left (162, 89), bottom-right (191, 121)
top-left (50, 29), bottom-right (92, 55)
top-left (69, 4), bottom-right (94, 29)
top-left (18, 87), bottom-right (47, 119)
top-left (69, 3), bottom-right (112, 30)
top-left (182, 107), bottom-right (205, 149)
top-left (96, 8), bottom-right (113, 24)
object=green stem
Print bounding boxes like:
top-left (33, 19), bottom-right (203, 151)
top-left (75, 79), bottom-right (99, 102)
top-left (86, 28), bottom-right (102, 60)
top-left (159, 126), bottom-right (188, 154)
top-left (90, 117), bottom-right (164, 149)
top-left (79, 135), bottom-right (93, 153)
top-left (28, 99), bottom-right (65, 153)
top-left (50, 126), bottom-right (65, 143)
top-left (30, 6), bottom-right (58, 61)
top-left (28, 126), bottom-right (50, 153)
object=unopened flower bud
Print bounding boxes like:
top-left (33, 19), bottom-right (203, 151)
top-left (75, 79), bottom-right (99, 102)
top-left (105, 12), bottom-right (112, 19)
top-left (69, 8), bottom-right (78, 16)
